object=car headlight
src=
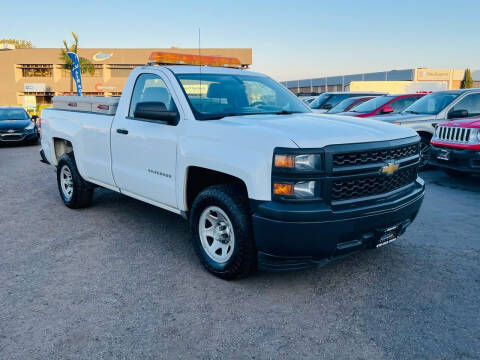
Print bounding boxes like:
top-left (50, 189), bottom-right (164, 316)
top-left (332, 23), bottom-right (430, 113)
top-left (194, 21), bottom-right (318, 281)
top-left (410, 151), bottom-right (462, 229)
top-left (273, 180), bottom-right (319, 199)
top-left (25, 122), bottom-right (35, 130)
top-left (272, 150), bottom-right (323, 201)
top-left (274, 154), bottom-right (321, 171)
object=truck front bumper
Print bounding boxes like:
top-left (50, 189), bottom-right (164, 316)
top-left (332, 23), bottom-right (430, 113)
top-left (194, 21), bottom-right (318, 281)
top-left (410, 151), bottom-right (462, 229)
top-left (252, 178), bottom-right (425, 271)
top-left (430, 145), bottom-right (480, 174)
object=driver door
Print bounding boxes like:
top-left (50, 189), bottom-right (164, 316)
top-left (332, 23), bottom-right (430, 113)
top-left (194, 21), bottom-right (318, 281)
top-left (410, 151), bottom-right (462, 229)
top-left (111, 72), bottom-right (180, 208)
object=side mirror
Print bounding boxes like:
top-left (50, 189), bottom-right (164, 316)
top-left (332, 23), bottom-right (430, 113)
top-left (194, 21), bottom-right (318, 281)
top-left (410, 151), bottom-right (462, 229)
top-left (323, 104), bottom-right (333, 110)
top-left (134, 101), bottom-right (178, 124)
top-left (448, 109), bottom-right (468, 119)
top-left (381, 105), bottom-right (394, 114)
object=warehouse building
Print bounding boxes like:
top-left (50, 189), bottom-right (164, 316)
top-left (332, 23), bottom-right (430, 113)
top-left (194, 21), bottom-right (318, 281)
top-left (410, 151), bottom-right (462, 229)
top-left (0, 46), bottom-right (252, 109)
top-left (282, 68), bottom-right (480, 94)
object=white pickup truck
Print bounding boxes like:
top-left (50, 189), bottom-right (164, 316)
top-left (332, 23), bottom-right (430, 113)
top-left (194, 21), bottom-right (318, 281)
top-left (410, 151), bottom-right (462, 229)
top-left (40, 59), bottom-right (425, 279)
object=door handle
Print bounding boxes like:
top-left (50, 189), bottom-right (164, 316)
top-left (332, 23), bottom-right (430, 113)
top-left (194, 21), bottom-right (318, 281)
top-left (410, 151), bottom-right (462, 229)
top-left (116, 129), bottom-right (129, 135)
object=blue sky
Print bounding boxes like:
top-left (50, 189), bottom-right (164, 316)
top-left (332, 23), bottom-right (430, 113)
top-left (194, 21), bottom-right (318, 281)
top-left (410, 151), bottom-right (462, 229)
top-left (2, 0), bottom-right (479, 81)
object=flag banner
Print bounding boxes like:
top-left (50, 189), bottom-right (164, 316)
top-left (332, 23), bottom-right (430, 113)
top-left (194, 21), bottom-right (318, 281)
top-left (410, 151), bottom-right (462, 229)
top-left (67, 52), bottom-right (83, 96)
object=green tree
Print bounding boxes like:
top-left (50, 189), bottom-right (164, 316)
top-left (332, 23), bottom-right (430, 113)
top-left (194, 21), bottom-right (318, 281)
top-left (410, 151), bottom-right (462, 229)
top-left (59, 32), bottom-right (94, 93)
top-left (0, 39), bottom-right (33, 48)
top-left (461, 68), bottom-right (474, 89)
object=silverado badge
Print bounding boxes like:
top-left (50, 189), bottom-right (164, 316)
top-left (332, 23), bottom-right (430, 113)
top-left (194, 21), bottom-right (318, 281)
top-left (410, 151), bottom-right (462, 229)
top-left (381, 162), bottom-right (399, 176)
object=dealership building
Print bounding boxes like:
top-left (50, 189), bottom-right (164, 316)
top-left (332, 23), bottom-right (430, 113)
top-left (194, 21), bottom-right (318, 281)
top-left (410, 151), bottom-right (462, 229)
top-left (0, 46), bottom-right (252, 109)
top-left (282, 68), bottom-right (480, 95)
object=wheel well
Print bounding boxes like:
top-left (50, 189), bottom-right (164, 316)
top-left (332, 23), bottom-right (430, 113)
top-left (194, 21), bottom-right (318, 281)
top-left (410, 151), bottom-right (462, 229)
top-left (185, 167), bottom-right (247, 210)
top-left (53, 138), bottom-right (73, 162)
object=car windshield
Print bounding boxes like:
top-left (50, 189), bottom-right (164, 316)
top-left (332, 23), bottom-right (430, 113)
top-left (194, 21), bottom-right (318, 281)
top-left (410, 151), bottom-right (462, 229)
top-left (0, 108), bottom-right (29, 121)
top-left (309, 93), bottom-right (330, 109)
top-left (310, 93), bottom-right (353, 110)
top-left (328, 97), bottom-right (367, 114)
top-left (402, 92), bottom-right (460, 115)
top-left (350, 96), bottom-right (395, 113)
top-left (175, 73), bottom-right (310, 120)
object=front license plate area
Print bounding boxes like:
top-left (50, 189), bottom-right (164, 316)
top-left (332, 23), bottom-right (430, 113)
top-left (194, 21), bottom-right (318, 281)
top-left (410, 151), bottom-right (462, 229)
top-left (376, 225), bottom-right (400, 248)
top-left (437, 149), bottom-right (450, 161)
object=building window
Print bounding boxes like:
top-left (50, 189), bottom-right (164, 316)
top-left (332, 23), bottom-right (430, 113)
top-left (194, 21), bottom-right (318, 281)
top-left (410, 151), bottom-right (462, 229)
top-left (19, 64), bottom-right (53, 77)
top-left (60, 64), bottom-right (103, 78)
top-left (109, 64), bottom-right (143, 77)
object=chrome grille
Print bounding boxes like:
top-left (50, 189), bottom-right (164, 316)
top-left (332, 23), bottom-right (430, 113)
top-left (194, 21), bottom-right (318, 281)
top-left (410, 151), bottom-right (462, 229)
top-left (436, 126), bottom-right (472, 143)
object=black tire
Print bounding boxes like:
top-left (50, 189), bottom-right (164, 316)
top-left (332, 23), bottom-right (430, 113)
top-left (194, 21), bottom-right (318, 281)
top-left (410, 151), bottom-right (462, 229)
top-left (444, 169), bottom-right (470, 178)
top-left (189, 184), bottom-right (256, 280)
top-left (419, 135), bottom-right (432, 171)
top-left (56, 153), bottom-right (94, 209)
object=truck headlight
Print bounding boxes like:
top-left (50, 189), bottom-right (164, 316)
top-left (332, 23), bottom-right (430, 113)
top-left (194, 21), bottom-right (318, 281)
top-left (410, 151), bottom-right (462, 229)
top-left (25, 122), bottom-right (35, 130)
top-left (274, 154), bottom-right (321, 171)
top-left (273, 181), bottom-right (318, 199)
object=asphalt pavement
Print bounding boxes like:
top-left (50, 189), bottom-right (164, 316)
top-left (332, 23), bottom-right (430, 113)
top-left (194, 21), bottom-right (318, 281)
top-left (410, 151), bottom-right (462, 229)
top-left (1, 143), bottom-right (479, 359)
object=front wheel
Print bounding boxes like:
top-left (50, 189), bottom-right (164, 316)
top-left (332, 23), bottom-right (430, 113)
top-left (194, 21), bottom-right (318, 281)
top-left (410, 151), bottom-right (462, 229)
top-left (189, 184), bottom-right (256, 280)
top-left (56, 153), bottom-right (94, 209)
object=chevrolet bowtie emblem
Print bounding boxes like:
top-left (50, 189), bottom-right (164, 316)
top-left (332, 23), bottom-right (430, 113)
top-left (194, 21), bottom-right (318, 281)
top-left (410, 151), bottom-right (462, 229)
top-left (380, 162), bottom-right (399, 176)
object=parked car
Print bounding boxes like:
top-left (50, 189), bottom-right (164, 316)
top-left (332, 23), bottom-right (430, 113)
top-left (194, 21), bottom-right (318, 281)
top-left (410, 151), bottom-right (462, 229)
top-left (298, 96), bottom-right (317, 105)
top-left (0, 106), bottom-right (39, 144)
top-left (310, 92), bottom-right (386, 113)
top-left (326, 96), bottom-right (376, 114)
top-left (371, 89), bottom-right (480, 169)
top-left (429, 117), bottom-right (480, 177)
top-left (339, 94), bottom-right (425, 118)
top-left (40, 52), bottom-right (425, 279)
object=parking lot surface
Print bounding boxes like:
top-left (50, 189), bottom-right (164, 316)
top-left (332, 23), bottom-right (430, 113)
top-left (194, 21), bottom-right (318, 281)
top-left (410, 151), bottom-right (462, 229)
top-left (1, 144), bottom-right (479, 359)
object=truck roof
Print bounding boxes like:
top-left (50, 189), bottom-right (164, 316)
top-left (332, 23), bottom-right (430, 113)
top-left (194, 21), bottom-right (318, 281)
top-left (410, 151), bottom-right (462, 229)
top-left (142, 65), bottom-right (264, 77)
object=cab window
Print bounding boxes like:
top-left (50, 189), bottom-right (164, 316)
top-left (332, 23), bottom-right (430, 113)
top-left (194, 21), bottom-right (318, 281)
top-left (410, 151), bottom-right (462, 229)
top-left (449, 93), bottom-right (480, 118)
top-left (390, 97), bottom-right (420, 113)
top-left (129, 73), bottom-right (177, 118)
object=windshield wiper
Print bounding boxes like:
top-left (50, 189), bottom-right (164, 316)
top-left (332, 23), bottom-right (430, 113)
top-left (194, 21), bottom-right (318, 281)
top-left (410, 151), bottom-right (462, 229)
top-left (403, 110), bottom-right (419, 114)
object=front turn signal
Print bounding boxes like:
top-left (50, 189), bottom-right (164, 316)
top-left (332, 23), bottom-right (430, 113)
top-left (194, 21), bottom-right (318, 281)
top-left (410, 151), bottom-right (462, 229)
top-left (273, 183), bottom-right (295, 196)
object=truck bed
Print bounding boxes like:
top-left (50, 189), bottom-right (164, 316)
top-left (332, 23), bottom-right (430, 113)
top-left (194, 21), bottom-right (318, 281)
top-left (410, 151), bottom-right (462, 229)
top-left (52, 96), bottom-right (119, 115)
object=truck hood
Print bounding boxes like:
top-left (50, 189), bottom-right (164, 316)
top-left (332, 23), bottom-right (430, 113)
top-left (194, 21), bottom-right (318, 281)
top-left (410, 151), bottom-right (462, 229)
top-left (369, 113), bottom-right (435, 123)
top-left (0, 119), bottom-right (31, 130)
top-left (219, 113), bottom-right (417, 148)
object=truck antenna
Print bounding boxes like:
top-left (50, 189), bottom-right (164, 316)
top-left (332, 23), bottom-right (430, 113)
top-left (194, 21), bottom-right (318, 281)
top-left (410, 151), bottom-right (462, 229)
top-left (198, 28), bottom-right (202, 108)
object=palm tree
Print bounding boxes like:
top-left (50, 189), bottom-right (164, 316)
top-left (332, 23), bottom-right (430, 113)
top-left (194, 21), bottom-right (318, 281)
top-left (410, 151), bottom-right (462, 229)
top-left (59, 32), bottom-right (94, 93)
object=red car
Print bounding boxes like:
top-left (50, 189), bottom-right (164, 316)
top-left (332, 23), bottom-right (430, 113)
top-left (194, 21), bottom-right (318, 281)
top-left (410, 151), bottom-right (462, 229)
top-left (430, 117), bottom-right (480, 177)
top-left (326, 96), bottom-right (376, 114)
top-left (338, 94), bottom-right (426, 118)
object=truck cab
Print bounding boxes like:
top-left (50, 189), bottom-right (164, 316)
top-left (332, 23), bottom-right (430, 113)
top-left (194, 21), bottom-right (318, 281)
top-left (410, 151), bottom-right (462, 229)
top-left (40, 52), bottom-right (425, 279)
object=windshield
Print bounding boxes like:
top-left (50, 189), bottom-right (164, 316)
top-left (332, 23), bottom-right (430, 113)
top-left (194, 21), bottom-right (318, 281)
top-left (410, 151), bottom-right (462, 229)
top-left (310, 93), bottom-right (353, 110)
top-left (309, 93), bottom-right (330, 109)
top-left (176, 73), bottom-right (309, 120)
top-left (328, 97), bottom-right (367, 114)
top-left (0, 108), bottom-right (29, 121)
top-left (350, 96), bottom-right (395, 113)
top-left (402, 92), bottom-right (460, 115)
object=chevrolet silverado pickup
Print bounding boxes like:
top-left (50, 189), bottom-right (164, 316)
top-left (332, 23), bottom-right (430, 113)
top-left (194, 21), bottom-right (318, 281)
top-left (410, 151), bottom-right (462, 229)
top-left (40, 52), bottom-right (425, 279)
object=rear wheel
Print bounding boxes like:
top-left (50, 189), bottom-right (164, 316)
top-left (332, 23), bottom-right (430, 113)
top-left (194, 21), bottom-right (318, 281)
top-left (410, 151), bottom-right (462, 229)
top-left (57, 153), bottom-right (94, 209)
top-left (190, 184), bottom-right (256, 280)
